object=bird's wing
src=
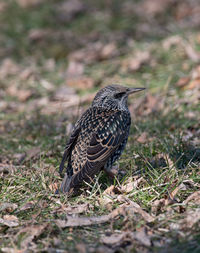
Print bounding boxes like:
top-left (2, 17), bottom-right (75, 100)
top-left (61, 110), bottom-right (130, 192)
top-left (59, 125), bottom-right (81, 175)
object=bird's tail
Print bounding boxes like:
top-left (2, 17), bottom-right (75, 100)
top-left (59, 150), bottom-right (68, 176)
top-left (60, 173), bottom-right (72, 193)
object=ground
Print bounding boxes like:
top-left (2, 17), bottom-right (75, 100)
top-left (0, 0), bottom-right (200, 252)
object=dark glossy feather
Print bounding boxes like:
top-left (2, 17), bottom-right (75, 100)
top-left (60, 107), bottom-right (131, 193)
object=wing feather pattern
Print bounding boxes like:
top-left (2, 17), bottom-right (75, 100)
top-left (59, 126), bottom-right (81, 175)
top-left (61, 110), bottom-right (130, 193)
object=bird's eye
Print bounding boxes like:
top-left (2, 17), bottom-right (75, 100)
top-left (114, 92), bottom-right (126, 99)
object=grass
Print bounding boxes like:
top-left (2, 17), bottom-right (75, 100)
top-left (0, 0), bottom-right (200, 252)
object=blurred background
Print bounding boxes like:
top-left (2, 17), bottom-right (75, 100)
top-left (0, 0), bottom-right (200, 160)
top-left (0, 1), bottom-right (200, 251)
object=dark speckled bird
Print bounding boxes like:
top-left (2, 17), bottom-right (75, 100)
top-left (59, 84), bottom-right (145, 194)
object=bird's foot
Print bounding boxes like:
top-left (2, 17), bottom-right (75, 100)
top-left (104, 164), bottom-right (119, 178)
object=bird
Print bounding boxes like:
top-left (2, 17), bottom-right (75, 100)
top-left (59, 84), bottom-right (145, 194)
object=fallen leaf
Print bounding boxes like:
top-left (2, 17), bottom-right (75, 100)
top-left (19, 201), bottom-right (35, 211)
top-left (0, 163), bottom-right (13, 175)
top-left (16, 0), bottom-right (44, 8)
top-left (185, 79), bottom-right (200, 90)
top-left (0, 2), bottom-right (7, 13)
top-left (66, 61), bottom-right (85, 79)
top-left (140, 0), bottom-right (172, 17)
top-left (0, 215), bottom-right (19, 227)
top-left (6, 86), bottom-right (32, 102)
top-left (182, 208), bottom-right (200, 228)
top-left (125, 201), bottom-right (155, 223)
top-left (184, 42), bottom-right (200, 63)
top-left (26, 147), bottom-right (40, 161)
top-left (100, 43), bottom-right (118, 60)
top-left (162, 35), bottom-right (183, 50)
top-left (54, 85), bottom-right (76, 101)
top-left (0, 203), bottom-right (18, 213)
top-left (17, 224), bottom-right (47, 249)
top-left (101, 232), bottom-right (125, 246)
top-left (56, 0), bottom-right (85, 22)
top-left (69, 42), bottom-right (118, 64)
top-left (28, 28), bottom-right (51, 41)
top-left (175, 76), bottom-right (190, 88)
top-left (99, 186), bottom-right (122, 208)
top-left (103, 185), bottom-right (121, 196)
top-left (126, 51), bottom-right (151, 72)
top-left (56, 203), bottom-right (91, 215)
top-left (55, 214), bottom-right (112, 228)
top-left (134, 94), bottom-right (164, 116)
top-left (76, 243), bottom-right (87, 253)
top-left (1, 248), bottom-right (24, 253)
top-left (183, 191), bottom-right (200, 205)
top-left (0, 58), bottom-right (20, 79)
top-left (101, 228), bottom-right (151, 247)
top-left (136, 132), bottom-right (148, 144)
top-left (67, 77), bottom-right (94, 90)
top-left (49, 182), bottom-right (58, 192)
top-left (121, 176), bottom-right (146, 193)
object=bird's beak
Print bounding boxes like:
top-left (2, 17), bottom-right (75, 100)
top-left (127, 87), bottom-right (146, 95)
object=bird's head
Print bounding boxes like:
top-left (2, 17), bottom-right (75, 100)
top-left (92, 84), bottom-right (145, 111)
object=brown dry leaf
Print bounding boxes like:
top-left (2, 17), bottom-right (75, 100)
top-left (101, 232), bottom-right (126, 246)
top-left (184, 42), bottom-right (200, 63)
top-left (19, 201), bottom-right (35, 211)
top-left (162, 35), bottom-right (183, 50)
top-left (0, 58), bottom-right (20, 79)
top-left (100, 43), bottom-right (118, 60)
top-left (28, 28), bottom-right (51, 41)
top-left (76, 243), bottom-right (87, 253)
top-left (128, 51), bottom-right (151, 72)
top-left (16, 0), bottom-right (44, 8)
top-left (101, 228), bottom-right (151, 247)
top-left (103, 185), bottom-right (121, 196)
top-left (54, 85), bottom-right (76, 101)
top-left (136, 132), bottom-right (148, 144)
top-left (1, 248), bottom-right (25, 253)
top-left (66, 61), bottom-right (85, 79)
top-left (0, 2), bottom-right (7, 13)
top-left (135, 94), bottom-right (164, 116)
top-left (56, 201), bottom-right (154, 228)
top-left (69, 42), bottom-right (118, 64)
top-left (151, 198), bottom-right (166, 215)
top-left (125, 201), bottom-right (155, 223)
top-left (6, 86), bottom-right (32, 102)
top-left (185, 79), bottom-right (200, 90)
top-left (150, 153), bottom-right (174, 169)
top-left (0, 203), bottom-right (18, 213)
top-left (67, 77), bottom-right (94, 90)
top-left (17, 224), bottom-right (47, 249)
top-left (59, 203), bottom-right (91, 215)
top-left (57, 0), bottom-right (85, 22)
top-left (55, 204), bottom-right (126, 228)
top-left (181, 208), bottom-right (200, 228)
top-left (140, 0), bottom-right (172, 17)
top-left (175, 76), bottom-right (190, 88)
top-left (121, 176), bottom-right (146, 193)
top-left (99, 186), bottom-right (122, 208)
top-left (183, 191), bottom-right (200, 205)
top-left (151, 184), bottom-right (180, 215)
top-left (26, 147), bottom-right (40, 161)
top-left (55, 214), bottom-right (111, 228)
top-left (175, 2), bottom-right (194, 21)
top-left (49, 182), bottom-right (58, 192)
top-left (0, 215), bottom-right (19, 227)
top-left (0, 163), bottom-right (16, 175)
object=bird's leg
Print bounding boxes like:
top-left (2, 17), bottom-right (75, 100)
top-left (104, 164), bottom-right (119, 178)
